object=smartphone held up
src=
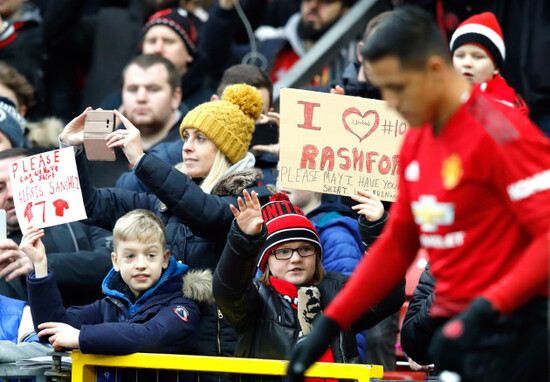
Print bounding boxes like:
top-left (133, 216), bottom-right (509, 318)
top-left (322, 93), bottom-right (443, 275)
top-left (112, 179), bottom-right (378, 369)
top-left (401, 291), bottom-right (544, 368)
top-left (83, 110), bottom-right (116, 161)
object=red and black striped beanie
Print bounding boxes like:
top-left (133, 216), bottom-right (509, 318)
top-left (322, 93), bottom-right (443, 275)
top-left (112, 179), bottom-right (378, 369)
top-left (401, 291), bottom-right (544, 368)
top-left (257, 193), bottom-right (322, 273)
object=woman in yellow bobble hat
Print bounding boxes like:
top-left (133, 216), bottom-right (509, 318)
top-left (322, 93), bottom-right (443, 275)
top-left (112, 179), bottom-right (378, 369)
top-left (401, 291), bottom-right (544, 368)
top-left (58, 84), bottom-right (275, 367)
top-left (179, 83), bottom-right (263, 193)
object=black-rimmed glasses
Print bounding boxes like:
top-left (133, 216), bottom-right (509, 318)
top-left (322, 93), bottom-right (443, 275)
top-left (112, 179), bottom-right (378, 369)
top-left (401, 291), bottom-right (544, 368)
top-left (271, 245), bottom-right (316, 260)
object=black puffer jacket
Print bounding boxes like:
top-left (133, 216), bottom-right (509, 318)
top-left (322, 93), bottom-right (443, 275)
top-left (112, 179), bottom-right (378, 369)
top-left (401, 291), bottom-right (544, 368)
top-left (400, 264), bottom-right (446, 366)
top-left (213, 221), bottom-right (405, 363)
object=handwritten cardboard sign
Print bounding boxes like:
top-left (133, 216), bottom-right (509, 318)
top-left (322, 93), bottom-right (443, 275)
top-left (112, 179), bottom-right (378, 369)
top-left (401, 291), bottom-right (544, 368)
top-left (278, 88), bottom-right (408, 201)
top-left (9, 147), bottom-right (87, 230)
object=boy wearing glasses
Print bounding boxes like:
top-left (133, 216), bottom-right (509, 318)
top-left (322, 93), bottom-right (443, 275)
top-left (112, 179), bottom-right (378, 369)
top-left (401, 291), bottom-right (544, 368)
top-left (212, 191), bottom-right (404, 371)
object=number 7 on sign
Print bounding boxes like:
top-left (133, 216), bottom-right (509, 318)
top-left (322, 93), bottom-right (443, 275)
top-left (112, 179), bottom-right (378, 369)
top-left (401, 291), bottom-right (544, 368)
top-left (36, 200), bottom-right (46, 223)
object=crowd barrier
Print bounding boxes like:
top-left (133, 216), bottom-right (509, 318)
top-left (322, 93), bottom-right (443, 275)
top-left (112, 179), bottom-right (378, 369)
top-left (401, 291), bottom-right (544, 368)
top-left (70, 350), bottom-right (384, 382)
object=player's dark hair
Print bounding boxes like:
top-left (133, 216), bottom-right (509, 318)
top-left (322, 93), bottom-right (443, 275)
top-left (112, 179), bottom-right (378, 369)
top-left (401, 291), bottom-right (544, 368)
top-left (361, 6), bottom-right (450, 69)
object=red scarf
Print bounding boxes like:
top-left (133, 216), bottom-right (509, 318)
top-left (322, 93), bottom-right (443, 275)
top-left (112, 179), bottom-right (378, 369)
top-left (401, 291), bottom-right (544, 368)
top-left (269, 277), bottom-right (336, 382)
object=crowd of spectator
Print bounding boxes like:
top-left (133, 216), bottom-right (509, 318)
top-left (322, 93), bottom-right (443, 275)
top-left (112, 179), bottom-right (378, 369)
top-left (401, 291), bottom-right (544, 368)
top-left (0, 1), bottom-right (548, 381)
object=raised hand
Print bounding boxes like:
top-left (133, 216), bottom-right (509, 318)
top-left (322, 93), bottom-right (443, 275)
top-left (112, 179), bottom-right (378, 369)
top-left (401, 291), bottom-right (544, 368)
top-left (38, 322), bottom-right (80, 351)
top-left (59, 107), bottom-right (93, 146)
top-left (257, 108), bottom-right (280, 129)
top-left (20, 226), bottom-right (47, 277)
top-left (330, 85), bottom-right (346, 95)
top-left (229, 190), bottom-right (263, 235)
top-left (106, 110), bottom-right (144, 166)
top-left (351, 189), bottom-right (385, 222)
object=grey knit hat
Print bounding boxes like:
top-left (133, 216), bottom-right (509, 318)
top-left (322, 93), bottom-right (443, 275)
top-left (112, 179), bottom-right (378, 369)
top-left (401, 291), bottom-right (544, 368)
top-left (0, 96), bottom-right (25, 148)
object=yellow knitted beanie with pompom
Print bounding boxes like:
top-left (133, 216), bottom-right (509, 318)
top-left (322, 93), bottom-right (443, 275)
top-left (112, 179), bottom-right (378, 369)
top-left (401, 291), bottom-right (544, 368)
top-left (179, 83), bottom-right (263, 164)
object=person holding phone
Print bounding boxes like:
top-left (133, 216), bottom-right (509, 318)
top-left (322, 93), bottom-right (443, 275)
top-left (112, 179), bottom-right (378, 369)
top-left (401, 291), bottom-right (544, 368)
top-left (84, 54), bottom-right (185, 188)
top-left (59, 84), bottom-right (274, 377)
top-left (115, 63), bottom-right (279, 193)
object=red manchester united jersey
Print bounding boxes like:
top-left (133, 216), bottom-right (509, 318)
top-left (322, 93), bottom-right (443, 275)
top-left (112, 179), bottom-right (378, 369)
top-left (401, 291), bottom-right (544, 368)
top-left (326, 87), bottom-right (550, 328)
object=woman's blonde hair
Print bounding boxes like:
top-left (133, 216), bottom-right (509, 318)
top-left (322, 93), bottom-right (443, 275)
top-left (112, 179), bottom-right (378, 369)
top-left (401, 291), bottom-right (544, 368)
top-left (258, 252), bottom-right (325, 287)
top-left (177, 149), bottom-right (232, 194)
top-left (197, 149), bottom-right (232, 193)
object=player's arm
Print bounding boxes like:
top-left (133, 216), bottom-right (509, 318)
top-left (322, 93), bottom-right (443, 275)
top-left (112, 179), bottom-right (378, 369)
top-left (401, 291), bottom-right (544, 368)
top-left (482, 129), bottom-right (550, 314)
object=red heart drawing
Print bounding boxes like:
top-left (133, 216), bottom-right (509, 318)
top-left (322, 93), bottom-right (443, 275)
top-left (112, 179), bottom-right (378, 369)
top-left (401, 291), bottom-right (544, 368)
top-left (342, 108), bottom-right (380, 142)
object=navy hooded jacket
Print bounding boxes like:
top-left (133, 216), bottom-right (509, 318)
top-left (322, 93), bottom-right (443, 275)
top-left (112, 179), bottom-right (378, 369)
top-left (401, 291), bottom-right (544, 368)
top-left (27, 257), bottom-right (200, 355)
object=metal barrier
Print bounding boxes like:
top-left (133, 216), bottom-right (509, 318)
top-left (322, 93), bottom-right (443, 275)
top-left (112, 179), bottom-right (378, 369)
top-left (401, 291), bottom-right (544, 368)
top-left (70, 351), bottom-right (383, 382)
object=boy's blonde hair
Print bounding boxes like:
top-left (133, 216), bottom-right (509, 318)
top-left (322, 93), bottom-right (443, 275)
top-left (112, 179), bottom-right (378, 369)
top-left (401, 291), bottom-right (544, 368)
top-left (113, 209), bottom-right (166, 251)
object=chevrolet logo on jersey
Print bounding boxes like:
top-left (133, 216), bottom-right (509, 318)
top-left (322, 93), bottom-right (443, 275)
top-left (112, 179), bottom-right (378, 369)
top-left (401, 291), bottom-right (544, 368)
top-left (412, 195), bottom-right (455, 232)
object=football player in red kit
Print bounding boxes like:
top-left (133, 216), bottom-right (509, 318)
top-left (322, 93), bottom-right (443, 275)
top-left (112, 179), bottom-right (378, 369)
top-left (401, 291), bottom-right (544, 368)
top-left (286, 6), bottom-right (550, 382)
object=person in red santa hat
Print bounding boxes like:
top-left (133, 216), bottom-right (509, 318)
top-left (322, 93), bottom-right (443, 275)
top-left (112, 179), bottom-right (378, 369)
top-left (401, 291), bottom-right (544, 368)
top-left (450, 12), bottom-right (529, 116)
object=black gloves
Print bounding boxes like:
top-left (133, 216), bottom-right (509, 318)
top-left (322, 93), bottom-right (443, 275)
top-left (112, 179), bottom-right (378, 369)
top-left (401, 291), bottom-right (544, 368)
top-left (285, 313), bottom-right (341, 382)
top-left (428, 297), bottom-right (499, 372)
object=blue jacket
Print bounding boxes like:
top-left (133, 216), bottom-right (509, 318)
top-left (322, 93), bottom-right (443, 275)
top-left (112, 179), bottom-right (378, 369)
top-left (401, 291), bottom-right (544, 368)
top-left (307, 203), bottom-right (365, 276)
top-left (0, 296), bottom-right (27, 343)
top-left (27, 257), bottom-right (200, 355)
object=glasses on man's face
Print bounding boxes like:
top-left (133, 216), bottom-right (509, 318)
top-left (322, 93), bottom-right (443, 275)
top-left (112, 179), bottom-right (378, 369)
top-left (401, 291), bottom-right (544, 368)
top-left (272, 245), bottom-right (316, 260)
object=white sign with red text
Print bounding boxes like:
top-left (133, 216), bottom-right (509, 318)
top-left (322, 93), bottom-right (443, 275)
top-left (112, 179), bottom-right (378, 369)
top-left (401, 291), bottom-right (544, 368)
top-left (9, 147), bottom-right (87, 230)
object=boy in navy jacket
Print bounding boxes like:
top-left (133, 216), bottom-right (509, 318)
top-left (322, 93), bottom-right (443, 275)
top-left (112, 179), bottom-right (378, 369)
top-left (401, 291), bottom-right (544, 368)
top-left (22, 209), bottom-right (200, 355)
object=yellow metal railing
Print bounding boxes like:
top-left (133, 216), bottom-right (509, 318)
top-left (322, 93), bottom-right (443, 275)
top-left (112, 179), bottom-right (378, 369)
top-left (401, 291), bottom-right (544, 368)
top-left (70, 350), bottom-right (384, 381)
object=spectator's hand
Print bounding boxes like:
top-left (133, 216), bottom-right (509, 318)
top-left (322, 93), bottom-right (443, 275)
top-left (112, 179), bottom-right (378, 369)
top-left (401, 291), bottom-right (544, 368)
top-left (351, 189), bottom-right (384, 221)
top-left (38, 322), bottom-right (80, 351)
top-left (428, 297), bottom-right (499, 372)
top-left (252, 143), bottom-right (280, 156)
top-left (230, 190), bottom-right (263, 235)
top-left (106, 110), bottom-right (144, 166)
top-left (330, 85), bottom-right (345, 95)
top-left (60, 107), bottom-right (92, 146)
top-left (253, 108), bottom-right (280, 156)
top-left (408, 356), bottom-right (430, 372)
top-left (258, 108), bottom-right (280, 129)
top-left (20, 226), bottom-right (47, 277)
top-left (286, 314), bottom-right (341, 382)
top-left (0, 238), bottom-right (33, 282)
